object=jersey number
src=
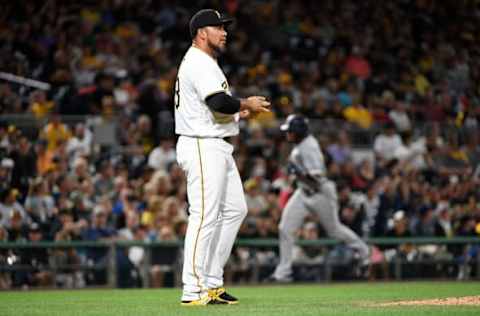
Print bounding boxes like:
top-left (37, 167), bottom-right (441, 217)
top-left (174, 77), bottom-right (180, 109)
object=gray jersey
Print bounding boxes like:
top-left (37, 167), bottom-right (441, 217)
top-left (289, 135), bottom-right (326, 193)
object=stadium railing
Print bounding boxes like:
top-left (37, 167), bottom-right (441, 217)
top-left (1, 237), bottom-right (479, 289)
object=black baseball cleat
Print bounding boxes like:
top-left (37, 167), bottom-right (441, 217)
top-left (209, 287), bottom-right (238, 305)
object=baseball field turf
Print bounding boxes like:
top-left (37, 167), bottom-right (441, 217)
top-left (1, 281), bottom-right (479, 315)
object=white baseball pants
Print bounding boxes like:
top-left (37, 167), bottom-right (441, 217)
top-left (273, 181), bottom-right (369, 280)
top-left (176, 136), bottom-right (247, 301)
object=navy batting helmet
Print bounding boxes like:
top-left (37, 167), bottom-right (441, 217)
top-left (280, 114), bottom-right (309, 138)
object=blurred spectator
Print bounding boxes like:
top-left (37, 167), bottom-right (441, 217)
top-left (118, 212), bottom-right (140, 241)
top-left (389, 102), bottom-right (412, 133)
top-left (412, 208), bottom-right (436, 236)
top-left (244, 178), bottom-right (268, 217)
top-left (168, 162), bottom-right (187, 200)
top-left (66, 123), bottom-right (93, 161)
top-left (35, 139), bottom-right (55, 175)
top-left (344, 46), bottom-right (371, 81)
top-left (70, 157), bottom-right (89, 183)
top-left (28, 90), bottom-right (55, 118)
top-left (136, 115), bottom-right (155, 154)
top-left (393, 131), bottom-right (427, 171)
top-left (143, 170), bottom-right (172, 200)
top-left (82, 205), bottom-right (116, 285)
top-left (117, 213), bottom-right (145, 288)
top-left (250, 214), bottom-right (277, 274)
top-left (40, 114), bottom-right (72, 151)
top-left (147, 138), bottom-right (176, 172)
top-left (52, 209), bottom-right (86, 242)
top-left (464, 133), bottom-right (480, 167)
top-left (12, 223), bottom-right (53, 288)
top-left (0, 189), bottom-right (29, 228)
top-left (162, 196), bottom-right (186, 222)
top-left (51, 211), bottom-right (85, 288)
top-left (0, 158), bottom-right (14, 192)
top-left (326, 130), bottom-right (353, 166)
top-left (383, 210), bottom-right (415, 262)
top-left (93, 160), bottom-right (115, 199)
top-left (141, 195), bottom-right (164, 229)
top-left (373, 122), bottom-right (403, 166)
top-left (24, 177), bottom-right (56, 228)
top-left (150, 224), bottom-right (179, 288)
top-left (0, 84), bottom-right (21, 114)
top-left (9, 137), bottom-right (36, 195)
top-left (112, 187), bottom-right (140, 229)
top-left (0, 124), bottom-right (10, 150)
top-left (292, 222), bottom-right (324, 281)
top-left (435, 208), bottom-right (453, 238)
top-left (343, 103), bottom-right (373, 129)
top-left (340, 202), bottom-right (366, 237)
top-left (5, 210), bottom-right (28, 242)
top-left (363, 184), bottom-right (380, 237)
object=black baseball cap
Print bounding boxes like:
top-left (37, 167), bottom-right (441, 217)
top-left (189, 9), bottom-right (234, 38)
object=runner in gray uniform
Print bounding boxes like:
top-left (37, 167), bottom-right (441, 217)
top-left (269, 114), bottom-right (370, 282)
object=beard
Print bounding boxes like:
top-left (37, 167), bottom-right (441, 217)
top-left (207, 38), bottom-right (226, 57)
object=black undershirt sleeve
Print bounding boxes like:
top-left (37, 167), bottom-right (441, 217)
top-left (205, 92), bottom-right (241, 114)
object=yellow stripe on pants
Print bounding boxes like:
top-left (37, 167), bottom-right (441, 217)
top-left (191, 138), bottom-right (205, 292)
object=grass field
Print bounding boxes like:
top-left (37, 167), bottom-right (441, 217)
top-left (1, 281), bottom-right (480, 316)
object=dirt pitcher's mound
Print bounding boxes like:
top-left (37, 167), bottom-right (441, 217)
top-left (377, 296), bottom-right (480, 306)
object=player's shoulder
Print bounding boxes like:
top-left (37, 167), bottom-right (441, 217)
top-left (183, 47), bottom-right (215, 66)
top-left (300, 135), bottom-right (317, 146)
top-left (179, 47), bottom-right (215, 75)
top-left (300, 135), bottom-right (322, 151)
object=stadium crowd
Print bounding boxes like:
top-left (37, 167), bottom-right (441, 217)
top-left (0, 0), bottom-right (479, 288)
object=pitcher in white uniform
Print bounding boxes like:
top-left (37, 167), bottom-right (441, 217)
top-left (268, 114), bottom-right (370, 282)
top-left (174, 9), bottom-right (270, 306)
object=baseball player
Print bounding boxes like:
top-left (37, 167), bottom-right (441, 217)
top-left (174, 9), bottom-right (270, 305)
top-left (268, 114), bottom-right (370, 282)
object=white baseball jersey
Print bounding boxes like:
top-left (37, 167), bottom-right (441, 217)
top-left (174, 46), bottom-right (239, 138)
top-left (174, 45), bottom-right (247, 301)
